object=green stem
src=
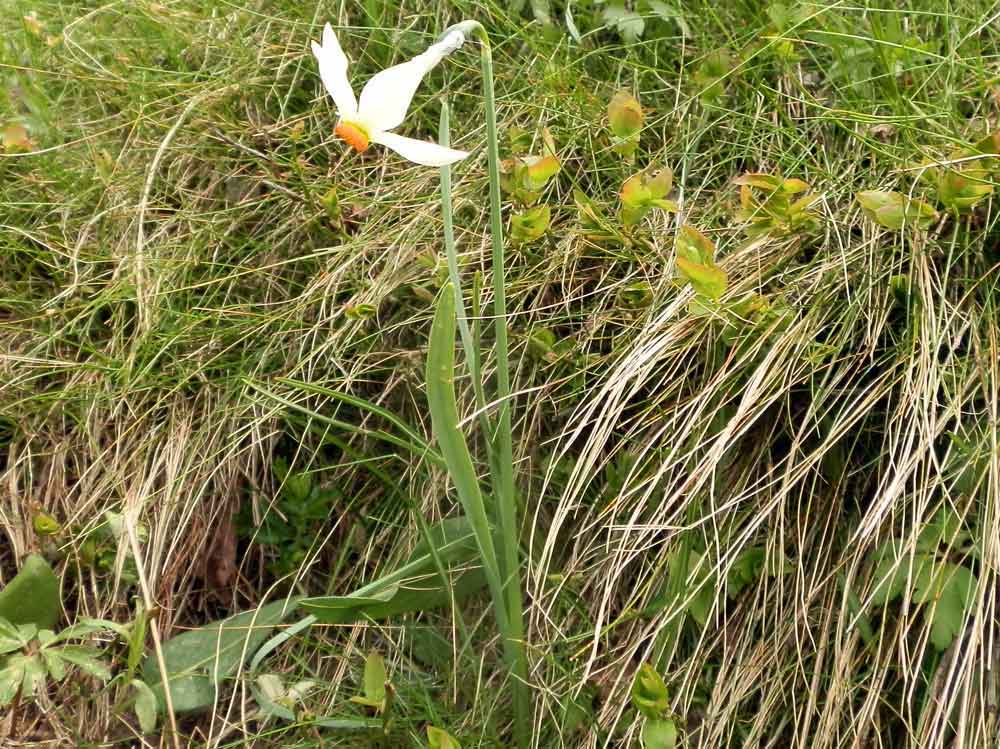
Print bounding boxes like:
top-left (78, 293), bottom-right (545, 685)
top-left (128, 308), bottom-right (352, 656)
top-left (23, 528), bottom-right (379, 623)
top-left (438, 21), bottom-right (529, 745)
top-left (440, 101), bottom-right (501, 483)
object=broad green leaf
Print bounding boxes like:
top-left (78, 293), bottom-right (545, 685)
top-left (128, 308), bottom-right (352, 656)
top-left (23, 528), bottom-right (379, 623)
top-left (142, 597), bottom-right (299, 713)
top-left (642, 718), bottom-right (678, 748)
top-left (0, 554), bottom-right (61, 629)
top-left (631, 663), bottom-right (669, 719)
top-left (733, 173), bottom-right (784, 191)
top-left (407, 516), bottom-right (480, 566)
top-left (428, 725), bottom-right (461, 749)
top-left (511, 205), bottom-right (551, 244)
top-left (0, 659), bottom-right (21, 705)
top-left (646, 0), bottom-right (690, 36)
top-left (675, 225), bottom-right (715, 265)
top-left (17, 653), bottom-right (47, 699)
top-left (604, 4), bottom-right (645, 43)
top-left (253, 673), bottom-right (296, 721)
top-left (131, 679), bottom-right (158, 732)
top-left (361, 651), bottom-right (386, 707)
top-left (727, 547), bottom-right (765, 598)
top-left (608, 91), bottom-right (643, 139)
top-left (916, 507), bottom-right (966, 552)
top-left (301, 515), bottom-right (486, 623)
top-left (32, 512), bottom-right (61, 535)
top-left (525, 154), bottom-right (560, 188)
top-left (678, 259), bottom-right (726, 298)
top-left (937, 164), bottom-right (993, 215)
top-left (856, 190), bottom-right (937, 230)
top-left (676, 257), bottom-right (727, 300)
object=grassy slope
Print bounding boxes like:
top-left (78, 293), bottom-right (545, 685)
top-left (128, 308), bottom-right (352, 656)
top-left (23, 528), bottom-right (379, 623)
top-left (2, 0), bottom-right (1000, 746)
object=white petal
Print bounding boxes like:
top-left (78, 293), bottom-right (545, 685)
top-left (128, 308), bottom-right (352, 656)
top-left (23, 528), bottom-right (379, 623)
top-left (356, 30), bottom-right (466, 133)
top-left (312, 23), bottom-right (357, 116)
top-left (371, 131), bottom-right (469, 166)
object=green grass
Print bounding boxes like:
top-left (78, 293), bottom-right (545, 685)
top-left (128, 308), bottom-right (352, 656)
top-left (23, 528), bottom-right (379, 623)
top-left (3, 0), bottom-right (1000, 746)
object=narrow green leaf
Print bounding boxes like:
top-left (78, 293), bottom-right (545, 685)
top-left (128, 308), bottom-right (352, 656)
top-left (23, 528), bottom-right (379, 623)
top-left (425, 286), bottom-right (508, 633)
top-left (300, 568), bottom-right (487, 624)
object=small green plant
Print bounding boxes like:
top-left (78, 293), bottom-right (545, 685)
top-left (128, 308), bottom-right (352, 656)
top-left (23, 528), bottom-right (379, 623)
top-left (674, 225), bottom-right (727, 301)
top-left (0, 617), bottom-right (112, 718)
top-left (631, 663), bottom-right (677, 748)
top-left (620, 166), bottom-right (677, 226)
top-left (692, 49), bottom-right (736, 103)
top-left (867, 509), bottom-right (978, 651)
top-left (78, 511), bottom-right (146, 584)
top-left (501, 128), bottom-right (561, 244)
top-left (607, 90), bottom-right (643, 161)
top-left (734, 173), bottom-right (819, 237)
top-left (238, 458), bottom-right (340, 577)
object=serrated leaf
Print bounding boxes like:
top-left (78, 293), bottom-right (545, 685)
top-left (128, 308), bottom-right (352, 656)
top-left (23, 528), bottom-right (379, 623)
top-left (0, 660), bottom-right (21, 705)
top-left (868, 545), bottom-right (935, 607)
top-left (603, 4), bottom-right (645, 43)
top-left (19, 654), bottom-right (47, 699)
top-left (926, 564), bottom-right (977, 651)
top-left (0, 618), bottom-right (32, 655)
top-left (42, 649), bottom-right (66, 681)
top-left (53, 645), bottom-right (110, 681)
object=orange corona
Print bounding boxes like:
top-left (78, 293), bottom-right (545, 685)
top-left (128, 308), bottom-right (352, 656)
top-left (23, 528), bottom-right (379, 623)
top-left (335, 122), bottom-right (370, 152)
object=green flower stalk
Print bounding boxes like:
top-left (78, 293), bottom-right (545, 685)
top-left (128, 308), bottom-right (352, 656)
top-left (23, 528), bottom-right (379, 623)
top-left (438, 19), bottom-right (530, 746)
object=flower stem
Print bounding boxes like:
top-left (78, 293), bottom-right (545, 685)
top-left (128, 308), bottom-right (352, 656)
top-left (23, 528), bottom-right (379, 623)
top-left (438, 20), bottom-right (529, 746)
top-left (461, 23), bottom-right (531, 746)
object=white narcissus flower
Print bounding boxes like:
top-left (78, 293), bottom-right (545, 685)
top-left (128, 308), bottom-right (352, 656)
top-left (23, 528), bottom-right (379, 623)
top-left (311, 23), bottom-right (470, 167)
